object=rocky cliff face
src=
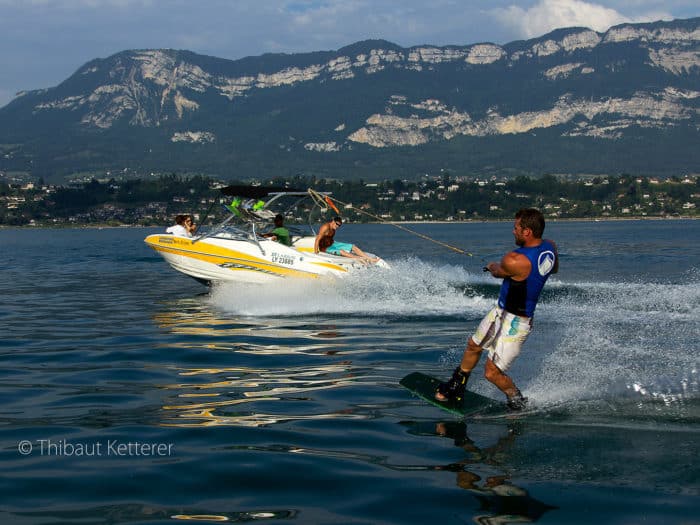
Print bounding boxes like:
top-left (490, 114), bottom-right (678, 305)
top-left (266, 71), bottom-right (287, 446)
top-left (347, 87), bottom-right (699, 145)
top-left (2, 17), bottom-right (699, 178)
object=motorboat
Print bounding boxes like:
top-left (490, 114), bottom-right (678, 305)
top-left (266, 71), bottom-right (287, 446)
top-left (144, 186), bottom-right (389, 285)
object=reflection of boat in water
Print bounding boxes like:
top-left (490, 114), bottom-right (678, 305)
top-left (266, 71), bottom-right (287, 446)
top-left (144, 186), bottom-right (388, 285)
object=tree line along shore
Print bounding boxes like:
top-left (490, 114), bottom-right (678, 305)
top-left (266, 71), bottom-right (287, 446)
top-left (1, 173), bottom-right (698, 226)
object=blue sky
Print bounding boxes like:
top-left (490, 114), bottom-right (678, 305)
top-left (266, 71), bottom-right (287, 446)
top-left (0, 0), bottom-right (698, 108)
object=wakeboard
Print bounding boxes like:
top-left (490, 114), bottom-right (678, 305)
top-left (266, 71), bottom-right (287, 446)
top-left (400, 371), bottom-right (505, 417)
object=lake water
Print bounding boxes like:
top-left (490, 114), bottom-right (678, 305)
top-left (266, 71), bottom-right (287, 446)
top-left (1, 220), bottom-right (698, 524)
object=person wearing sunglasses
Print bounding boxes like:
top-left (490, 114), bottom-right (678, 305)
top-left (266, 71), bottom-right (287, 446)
top-left (314, 216), bottom-right (378, 263)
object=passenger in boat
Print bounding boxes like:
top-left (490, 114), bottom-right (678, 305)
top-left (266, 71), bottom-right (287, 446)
top-left (262, 214), bottom-right (292, 246)
top-left (314, 216), bottom-right (378, 263)
top-left (166, 214), bottom-right (196, 237)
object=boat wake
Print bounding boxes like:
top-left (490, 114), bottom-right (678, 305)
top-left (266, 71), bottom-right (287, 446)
top-left (524, 275), bottom-right (699, 417)
top-left (206, 257), bottom-right (699, 426)
top-left (209, 256), bottom-right (494, 317)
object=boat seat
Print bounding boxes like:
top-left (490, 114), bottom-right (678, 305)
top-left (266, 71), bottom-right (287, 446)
top-left (250, 209), bottom-right (276, 220)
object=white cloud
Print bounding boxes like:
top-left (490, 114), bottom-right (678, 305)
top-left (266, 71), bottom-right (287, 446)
top-left (492, 0), bottom-right (672, 38)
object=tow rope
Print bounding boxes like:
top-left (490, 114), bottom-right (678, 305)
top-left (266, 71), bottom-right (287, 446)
top-left (307, 189), bottom-right (474, 257)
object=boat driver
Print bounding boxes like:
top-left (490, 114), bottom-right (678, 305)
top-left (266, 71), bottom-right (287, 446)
top-left (262, 214), bottom-right (292, 246)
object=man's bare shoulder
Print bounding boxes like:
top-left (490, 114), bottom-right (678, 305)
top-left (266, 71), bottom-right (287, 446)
top-left (501, 251), bottom-right (531, 279)
top-left (503, 250), bottom-right (528, 265)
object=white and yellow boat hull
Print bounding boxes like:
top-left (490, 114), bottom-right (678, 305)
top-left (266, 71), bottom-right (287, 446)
top-left (144, 233), bottom-right (380, 284)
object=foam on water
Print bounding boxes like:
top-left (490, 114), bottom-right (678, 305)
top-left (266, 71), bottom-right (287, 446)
top-left (209, 257), bottom-right (493, 317)
top-left (527, 276), bottom-right (700, 418)
top-left (209, 257), bottom-right (700, 418)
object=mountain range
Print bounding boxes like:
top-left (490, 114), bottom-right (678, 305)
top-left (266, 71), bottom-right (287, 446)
top-left (1, 17), bottom-right (699, 182)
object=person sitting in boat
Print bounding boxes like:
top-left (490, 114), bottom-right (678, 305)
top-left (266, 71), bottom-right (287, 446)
top-left (166, 214), bottom-right (196, 237)
top-left (262, 214), bottom-right (292, 246)
top-left (314, 216), bottom-right (378, 263)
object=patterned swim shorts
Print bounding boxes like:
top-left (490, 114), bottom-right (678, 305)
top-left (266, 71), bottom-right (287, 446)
top-left (471, 306), bottom-right (532, 372)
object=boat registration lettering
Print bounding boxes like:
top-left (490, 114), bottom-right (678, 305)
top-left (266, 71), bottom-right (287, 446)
top-left (271, 252), bottom-right (295, 266)
top-left (167, 237), bottom-right (192, 246)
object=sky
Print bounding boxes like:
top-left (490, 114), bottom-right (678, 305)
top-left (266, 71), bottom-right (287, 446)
top-left (0, 0), bottom-right (698, 108)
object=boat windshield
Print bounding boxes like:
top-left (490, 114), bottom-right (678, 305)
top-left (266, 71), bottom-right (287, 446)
top-left (192, 189), bottom-right (332, 243)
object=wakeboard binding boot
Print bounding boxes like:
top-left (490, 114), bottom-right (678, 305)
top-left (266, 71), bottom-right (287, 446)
top-left (506, 389), bottom-right (528, 411)
top-left (436, 367), bottom-right (470, 403)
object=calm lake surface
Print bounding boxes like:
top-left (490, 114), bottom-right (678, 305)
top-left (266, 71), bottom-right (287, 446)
top-left (1, 220), bottom-right (698, 524)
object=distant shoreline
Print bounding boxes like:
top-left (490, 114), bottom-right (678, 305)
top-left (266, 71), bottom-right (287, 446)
top-left (394, 215), bottom-right (698, 224)
top-left (1, 215), bottom-right (697, 229)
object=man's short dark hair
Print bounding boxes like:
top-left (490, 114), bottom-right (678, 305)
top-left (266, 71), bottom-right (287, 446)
top-left (274, 214), bottom-right (284, 226)
top-left (333, 216), bottom-right (342, 225)
top-left (515, 208), bottom-right (545, 238)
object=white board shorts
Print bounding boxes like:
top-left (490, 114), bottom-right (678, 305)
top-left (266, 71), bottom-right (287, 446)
top-left (471, 306), bottom-right (532, 372)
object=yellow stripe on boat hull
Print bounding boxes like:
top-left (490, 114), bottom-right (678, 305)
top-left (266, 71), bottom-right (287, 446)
top-left (144, 235), bottom-right (347, 280)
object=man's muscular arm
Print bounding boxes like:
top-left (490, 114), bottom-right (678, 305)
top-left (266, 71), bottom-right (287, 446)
top-left (314, 224), bottom-right (328, 253)
top-left (485, 252), bottom-right (531, 281)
